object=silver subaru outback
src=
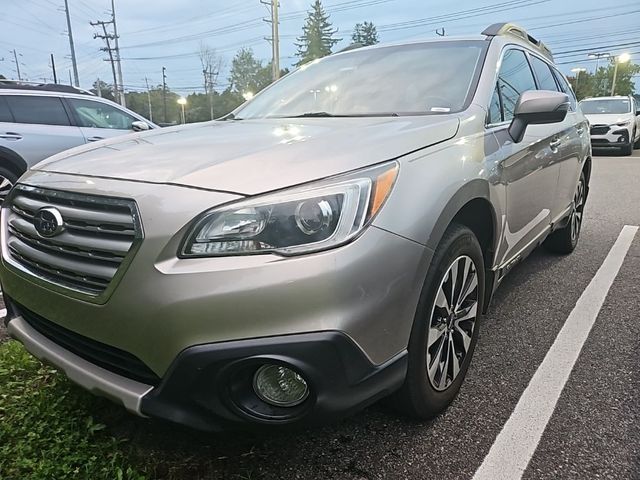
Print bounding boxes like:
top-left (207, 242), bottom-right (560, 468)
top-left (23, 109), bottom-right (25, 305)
top-left (1, 23), bottom-right (590, 431)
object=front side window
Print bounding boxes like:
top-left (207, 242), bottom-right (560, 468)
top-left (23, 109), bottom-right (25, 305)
top-left (579, 99), bottom-right (631, 115)
top-left (530, 56), bottom-right (559, 91)
top-left (68, 98), bottom-right (136, 130)
top-left (488, 84), bottom-right (502, 124)
top-left (235, 41), bottom-right (487, 118)
top-left (496, 49), bottom-right (537, 122)
top-left (6, 96), bottom-right (70, 126)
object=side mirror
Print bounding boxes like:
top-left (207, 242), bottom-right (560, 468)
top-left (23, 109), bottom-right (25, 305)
top-left (508, 90), bottom-right (570, 143)
top-left (131, 121), bottom-right (151, 132)
top-left (636, 109), bottom-right (640, 116)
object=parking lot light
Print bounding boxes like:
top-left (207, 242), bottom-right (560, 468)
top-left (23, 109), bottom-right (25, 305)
top-left (611, 53), bottom-right (631, 96)
top-left (177, 97), bottom-right (187, 124)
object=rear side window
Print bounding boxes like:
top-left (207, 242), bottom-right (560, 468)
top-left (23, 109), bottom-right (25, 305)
top-left (497, 49), bottom-right (537, 122)
top-left (530, 56), bottom-right (558, 91)
top-left (6, 96), bottom-right (70, 126)
top-left (0, 97), bottom-right (14, 122)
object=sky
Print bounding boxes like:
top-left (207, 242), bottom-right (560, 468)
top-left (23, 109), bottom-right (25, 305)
top-left (1, 0), bottom-right (639, 94)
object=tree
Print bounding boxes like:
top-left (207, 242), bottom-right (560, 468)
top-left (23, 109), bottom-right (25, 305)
top-left (295, 0), bottom-right (341, 66)
top-left (567, 61), bottom-right (640, 100)
top-left (229, 48), bottom-right (272, 95)
top-left (90, 79), bottom-right (115, 102)
top-left (351, 21), bottom-right (379, 46)
top-left (198, 42), bottom-right (224, 120)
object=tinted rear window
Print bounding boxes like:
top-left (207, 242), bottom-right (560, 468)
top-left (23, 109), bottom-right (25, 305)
top-left (5, 95), bottom-right (71, 126)
top-left (0, 97), bottom-right (13, 122)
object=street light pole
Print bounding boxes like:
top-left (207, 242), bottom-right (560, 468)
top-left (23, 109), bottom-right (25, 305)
top-left (610, 53), bottom-right (631, 96)
top-left (177, 97), bottom-right (187, 124)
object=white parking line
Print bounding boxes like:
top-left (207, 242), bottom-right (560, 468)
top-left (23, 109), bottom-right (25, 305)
top-left (0, 308), bottom-right (6, 319)
top-left (473, 225), bottom-right (639, 480)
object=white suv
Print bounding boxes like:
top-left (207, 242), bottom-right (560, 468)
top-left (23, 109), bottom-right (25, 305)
top-left (0, 83), bottom-right (156, 200)
top-left (579, 95), bottom-right (640, 155)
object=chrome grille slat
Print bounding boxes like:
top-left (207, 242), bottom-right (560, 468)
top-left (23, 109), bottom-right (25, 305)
top-left (8, 237), bottom-right (117, 280)
top-left (3, 185), bottom-right (141, 298)
top-left (13, 195), bottom-right (134, 228)
top-left (7, 214), bottom-right (131, 257)
top-left (9, 226), bottom-right (125, 264)
top-left (8, 250), bottom-right (108, 292)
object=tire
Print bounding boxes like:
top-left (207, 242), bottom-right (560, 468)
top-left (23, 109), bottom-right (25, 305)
top-left (633, 129), bottom-right (640, 149)
top-left (621, 142), bottom-right (633, 156)
top-left (544, 171), bottom-right (586, 254)
top-left (0, 165), bottom-right (19, 204)
top-left (393, 223), bottom-right (484, 419)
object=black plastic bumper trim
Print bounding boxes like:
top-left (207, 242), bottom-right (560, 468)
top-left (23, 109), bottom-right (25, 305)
top-left (140, 331), bottom-right (408, 431)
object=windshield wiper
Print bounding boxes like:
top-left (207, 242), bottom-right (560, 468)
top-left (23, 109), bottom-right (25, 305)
top-left (220, 113), bottom-right (243, 121)
top-left (292, 112), bottom-right (338, 118)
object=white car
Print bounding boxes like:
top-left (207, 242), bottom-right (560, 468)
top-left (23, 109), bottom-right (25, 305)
top-left (0, 82), bottom-right (156, 200)
top-left (579, 95), bottom-right (640, 155)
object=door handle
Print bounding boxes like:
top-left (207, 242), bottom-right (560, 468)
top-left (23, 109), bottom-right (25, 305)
top-left (87, 136), bottom-right (105, 142)
top-left (0, 132), bottom-right (22, 140)
top-left (549, 139), bottom-right (562, 151)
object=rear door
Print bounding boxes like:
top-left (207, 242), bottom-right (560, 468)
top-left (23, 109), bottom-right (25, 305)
top-left (0, 94), bottom-right (85, 166)
top-left (65, 97), bottom-right (139, 143)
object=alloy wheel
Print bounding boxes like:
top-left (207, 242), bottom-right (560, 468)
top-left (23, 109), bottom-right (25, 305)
top-left (571, 176), bottom-right (585, 242)
top-left (0, 175), bottom-right (13, 203)
top-left (426, 255), bottom-right (479, 391)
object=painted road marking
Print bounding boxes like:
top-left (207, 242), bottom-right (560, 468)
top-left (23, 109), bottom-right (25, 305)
top-left (473, 225), bottom-right (639, 480)
top-left (0, 308), bottom-right (6, 319)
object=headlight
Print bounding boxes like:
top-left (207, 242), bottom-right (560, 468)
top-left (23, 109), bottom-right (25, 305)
top-left (181, 162), bottom-right (398, 257)
top-left (614, 120), bottom-right (631, 127)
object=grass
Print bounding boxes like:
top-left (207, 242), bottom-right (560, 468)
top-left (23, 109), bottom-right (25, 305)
top-left (0, 339), bottom-right (147, 480)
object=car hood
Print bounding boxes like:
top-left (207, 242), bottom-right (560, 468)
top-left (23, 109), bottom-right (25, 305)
top-left (34, 116), bottom-right (459, 195)
top-left (584, 113), bottom-right (634, 126)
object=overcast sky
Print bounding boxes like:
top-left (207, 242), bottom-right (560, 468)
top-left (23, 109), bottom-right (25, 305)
top-left (1, 0), bottom-right (639, 93)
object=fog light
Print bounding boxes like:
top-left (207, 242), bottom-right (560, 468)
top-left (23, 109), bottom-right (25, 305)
top-left (253, 364), bottom-right (309, 407)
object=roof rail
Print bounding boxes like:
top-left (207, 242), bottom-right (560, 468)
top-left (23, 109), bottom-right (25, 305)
top-left (482, 22), bottom-right (553, 60)
top-left (0, 80), bottom-right (93, 95)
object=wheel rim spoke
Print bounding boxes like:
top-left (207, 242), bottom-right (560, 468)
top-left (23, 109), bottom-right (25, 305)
top-left (426, 255), bottom-right (479, 391)
top-left (0, 176), bottom-right (13, 202)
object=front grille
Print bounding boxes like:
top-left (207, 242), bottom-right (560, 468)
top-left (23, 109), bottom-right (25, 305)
top-left (14, 300), bottom-right (160, 386)
top-left (590, 125), bottom-right (610, 135)
top-left (3, 185), bottom-right (141, 297)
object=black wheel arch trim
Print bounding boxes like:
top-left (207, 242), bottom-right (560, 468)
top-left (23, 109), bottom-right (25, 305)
top-left (0, 146), bottom-right (28, 177)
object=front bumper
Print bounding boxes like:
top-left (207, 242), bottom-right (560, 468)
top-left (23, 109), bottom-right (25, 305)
top-left (5, 298), bottom-right (407, 430)
top-left (590, 126), bottom-right (631, 148)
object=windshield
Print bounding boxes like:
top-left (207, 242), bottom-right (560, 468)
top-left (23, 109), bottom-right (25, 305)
top-left (580, 98), bottom-right (631, 115)
top-left (234, 41), bottom-right (486, 119)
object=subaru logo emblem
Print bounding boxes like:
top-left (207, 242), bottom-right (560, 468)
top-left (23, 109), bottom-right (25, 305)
top-left (33, 207), bottom-right (64, 238)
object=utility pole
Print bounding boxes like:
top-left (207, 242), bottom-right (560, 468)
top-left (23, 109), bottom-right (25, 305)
top-left (63, 0), bottom-right (79, 86)
top-left (92, 21), bottom-right (119, 100)
top-left (162, 66), bottom-right (167, 123)
top-left (11, 49), bottom-right (22, 81)
top-left (261, 0), bottom-right (280, 81)
top-left (144, 77), bottom-right (153, 122)
top-left (68, 70), bottom-right (72, 85)
top-left (50, 54), bottom-right (58, 84)
top-left (110, 0), bottom-right (125, 106)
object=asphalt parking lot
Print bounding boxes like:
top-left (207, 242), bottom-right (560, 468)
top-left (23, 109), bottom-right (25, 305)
top-left (1, 149), bottom-right (639, 480)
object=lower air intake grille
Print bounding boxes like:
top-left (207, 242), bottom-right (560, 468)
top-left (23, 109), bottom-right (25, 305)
top-left (15, 300), bottom-right (160, 386)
